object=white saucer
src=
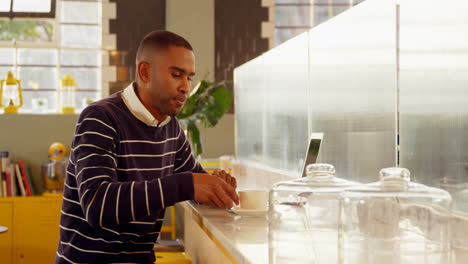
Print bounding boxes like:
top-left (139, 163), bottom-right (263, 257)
top-left (228, 207), bottom-right (268, 217)
top-left (0, 226), bottom-right (8, 233)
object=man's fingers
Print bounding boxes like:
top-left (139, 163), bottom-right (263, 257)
top-left (208, 192), bottom-right (224, 208)
top-left (231, 177), bottom-right (237, 188)
top-left (219, 180), bottom-right (239, 206)
top-left (215, 185), bottom-right (234, 208)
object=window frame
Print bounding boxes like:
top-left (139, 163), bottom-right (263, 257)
top-left (0, 0), bottom-right (56, 19)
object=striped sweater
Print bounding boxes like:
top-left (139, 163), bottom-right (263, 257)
top-left (56, 87), bottom-right (204, 264)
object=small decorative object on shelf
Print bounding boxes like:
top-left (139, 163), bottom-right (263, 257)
top-left (32, 97), bottom-right (49, 114)
top-left (0, 71), bottom-right (23, 114)
top-left (42, 142), bottom-right (68, 193)
top-left (59, 74), bottom-right (76, 114)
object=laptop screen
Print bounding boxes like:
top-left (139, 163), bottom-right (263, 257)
top-left (302, 133), bottom-right (323, 177)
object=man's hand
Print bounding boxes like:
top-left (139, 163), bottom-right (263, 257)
top-left (192, 173), bottom-right (239, 209)
top-left (212, 170), bottom-right (237, 189)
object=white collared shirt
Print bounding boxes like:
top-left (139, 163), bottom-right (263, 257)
top-left (121, 82), bottom-right (171, 127)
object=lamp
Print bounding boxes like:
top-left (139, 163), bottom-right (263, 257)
top-left (0, 72), bottom-right (23, 114)
top-left (59, 74), bottom-right (76, 114)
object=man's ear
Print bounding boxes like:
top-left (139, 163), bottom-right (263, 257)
top-left (137, 61), bottom-right (151, 83)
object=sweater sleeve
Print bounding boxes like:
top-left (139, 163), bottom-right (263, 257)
top-left (71, 106), bottom-right (194, 229)
top-left (173, 124), bottom-right (207, 174)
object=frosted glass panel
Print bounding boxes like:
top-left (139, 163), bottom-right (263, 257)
top-left (235, 56), bottom-right (265, 164)
top-left (262, 33), bottom-right (309, 174)
top-left (13, 0), bottom-right (51, 12)
top-left (308, 0), bottom-right (397, 182)
top-left (18, 67), bottom-right (57, 89)
top-left (0, 0), bottom-right (10, 12)
top-left (60, 25), bottom-right (100, 48)
top-left (0, 48), bottom-right (14, 64)
top-left (18, 49), bottom-right (57, 66)
top-left (60, 1), bottom-right (100, 24)
top-left (399, 0), bottom-right (468, 212)
top-left (61, 49), bottom-right (100, 66)
top-left (235, 0), bottom-right (396, 182)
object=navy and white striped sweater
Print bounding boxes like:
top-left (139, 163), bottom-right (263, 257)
top-left (56, 91), bottom-right (204, 264)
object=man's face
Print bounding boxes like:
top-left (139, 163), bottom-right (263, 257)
top-left (146, 45), bottom-right (195, 118)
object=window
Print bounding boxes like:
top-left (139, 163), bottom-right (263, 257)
top-left (275, 0), bottom-right (366, 46)
top-left (0, 0), bottom-right (55, 17)
top-left (0, 0), bottom-right (102, 113)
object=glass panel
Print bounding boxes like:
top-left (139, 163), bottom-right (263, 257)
top-left (0, 48), bottom-right (14, 65)
top-left (275, 6), bottom-right (312, 27)
top-left (60, 25), bottom-right (100, 48)
top-left (0, 0), bottom-right (10, 12)
top-left (60, 1), bottom-right (100, 24)
top-left (21, 90), bottom-right (57, 113)
top-left (60, 68), bottom-right (99, 90)
top-left (275, 28), bottom-right (308, 46)
top-left (399, 0), bottom-right (468, 213)
top-left (60, 49), bottom-right (100, 66)
top-left (0, 66), bottom-right (14, 80)
top-left (18, 48), bottom-right (57, 66)
top-left (18, 67), bottom-right (57, 89)
top-left (262, 32), bottom-right (309, 174)
top-left (276, 0), bottom-right (312, 4)
top-left (308, 0), bottom-right (396, 183)
top-left (0, 20), bottom-right (54, 42)
top-left (234, 56), bottom-right (265, 166)
top-left (313, 5), bottom-right (330, 25)
top-left (237, 0), bottom-right (396, 184)
top-left (13, 0), bottom-right (51, 12)
top-left (333, 4), bottom-right (350, 16)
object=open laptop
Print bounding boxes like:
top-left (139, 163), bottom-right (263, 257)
top-left (301, 133), bottom-right (323, 177)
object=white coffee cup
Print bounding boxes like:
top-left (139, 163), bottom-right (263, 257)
top-left (238, 190), bottom-right (268, 210)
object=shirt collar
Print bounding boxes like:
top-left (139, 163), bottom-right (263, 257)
top-left (121, 82), bottom-right (171, 127)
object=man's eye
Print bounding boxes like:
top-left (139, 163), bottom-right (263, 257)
top-left (172, 73), bottom-right (181, 78)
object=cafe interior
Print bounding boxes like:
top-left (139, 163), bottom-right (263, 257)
top-left (0, 0), bottom-right (468, 263)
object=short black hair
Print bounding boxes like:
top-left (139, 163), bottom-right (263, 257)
top-left (135, 30), bottom-right (193, 62)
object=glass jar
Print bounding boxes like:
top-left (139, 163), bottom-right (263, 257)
top-left (268, 163), bottom-right (360, 264)
top-left (341, 167), bottom-right (452, 264)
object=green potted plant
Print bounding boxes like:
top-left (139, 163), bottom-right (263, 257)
top-left (177, 80), bottom-right (232, 158)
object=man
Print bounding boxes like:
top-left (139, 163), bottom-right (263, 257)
top-left (55, 30), bottom-right (239, 264)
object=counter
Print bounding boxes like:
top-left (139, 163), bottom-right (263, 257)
top-left (181, 201), bottom-right (268, 264)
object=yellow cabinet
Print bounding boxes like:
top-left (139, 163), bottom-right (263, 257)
top-left (0, 198), bottom-right (14, 264)
top-left (0, 194), bottom-right (62, 264)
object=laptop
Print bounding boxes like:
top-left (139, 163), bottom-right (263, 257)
top-left (301, 133), bottom-right (323, 177)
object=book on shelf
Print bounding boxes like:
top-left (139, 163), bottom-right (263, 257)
top-left (9, 164), bottom-right (17, 197)
top-left (19, 160), bottom-right (33, 196)
top-left (0, 152), bottom-right (40, 197)
top-left (6, 167), bottom-right (11, 197)
top-left (15, 163), bottom-right (26, 196)
top-left (1, 151), bottom-right (10, 197)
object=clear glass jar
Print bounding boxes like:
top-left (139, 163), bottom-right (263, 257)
top-left (268, 163), bottom-right (360, 264)
top-left (341, 167), bottom-right (452, 264)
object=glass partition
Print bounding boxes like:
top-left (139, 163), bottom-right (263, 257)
top-left (399, 0), bottom-right (468, 212)
top-left (308, 0), bottom-right (397, 182)
top-left (235, 0), bottom-right (397, 183)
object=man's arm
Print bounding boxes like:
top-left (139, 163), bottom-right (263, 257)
top-left (173, 124), bottom-right (239, 208)
top-left (71, 106), bottom-right (194, 228)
